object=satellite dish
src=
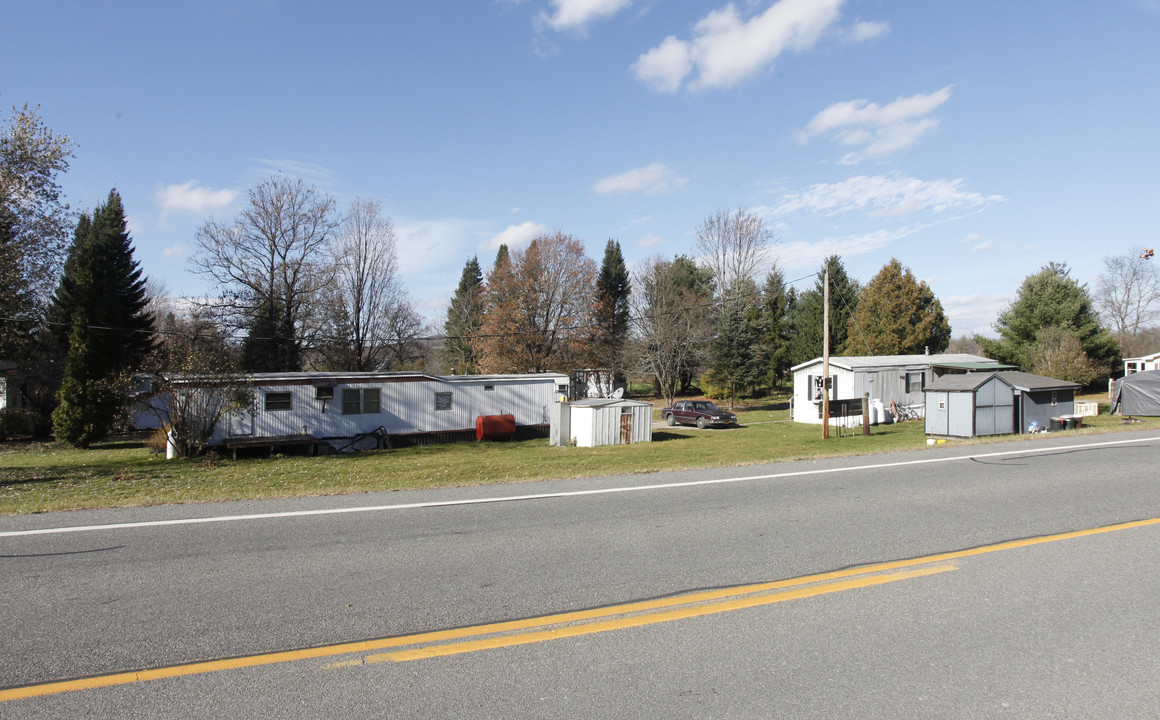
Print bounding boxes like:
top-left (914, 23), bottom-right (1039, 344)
top-left (612, 387), bottom-right (625, 399)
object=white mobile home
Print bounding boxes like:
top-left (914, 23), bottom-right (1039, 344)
top-left (138, 371), bottom-right (570, 451)
top-left (791, 354), bottom-right (1009, 425)
top-left (1124, 351), bottom-right (1160, 375)
top-left (0, 361), bottom-right (20, 411)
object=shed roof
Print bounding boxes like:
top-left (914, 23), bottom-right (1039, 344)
top-left (995, 371), bottom-right (1080, 391)
top-left (926, 370), bottom-right (1079, 394)
top-left (569, 398), bottom-right (652, 408)
top-left (925, 373), bottom-right (1003, 392)
top-left (791, 353), bottom-right (998, 373)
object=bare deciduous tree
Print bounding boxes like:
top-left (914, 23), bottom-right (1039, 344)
top-left (1095, 248), bottom-right (1160, 353)
top-left (323, 197), bottom-right (412, 371)
top-left (191, 175), bottom-right (338, 369)
top-left (694, 207), bottom-right (773, 299)
top-left (630, 255), bottom-right (715, 406)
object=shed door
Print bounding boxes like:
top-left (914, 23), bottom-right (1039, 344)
top-left (620, 408), bottom-right (632, 444)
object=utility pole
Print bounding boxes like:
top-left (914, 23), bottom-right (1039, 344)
top-left (822, 266), bottom-right (830, 440)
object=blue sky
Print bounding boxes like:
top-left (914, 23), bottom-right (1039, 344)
top-left (5, 0), bottom-right (1160, 337)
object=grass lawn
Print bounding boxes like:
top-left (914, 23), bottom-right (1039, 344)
top-left (2, 395), bottom-right (1156, 516)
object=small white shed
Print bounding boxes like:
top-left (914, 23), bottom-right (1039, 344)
top-left (561, 398), bottom-right (652, 447)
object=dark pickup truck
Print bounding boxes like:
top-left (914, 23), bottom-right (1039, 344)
top-left (660, 400), bottom-right (737, 429)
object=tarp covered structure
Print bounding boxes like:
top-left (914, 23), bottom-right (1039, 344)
top-left (1112, 370), bottom-right (1160, 416)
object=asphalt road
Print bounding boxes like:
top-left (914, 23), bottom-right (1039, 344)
top-left (2, 430), bottom-right (1159, 718)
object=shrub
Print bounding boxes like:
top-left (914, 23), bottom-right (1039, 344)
top-left (0, 408), bottom-right (34, 440)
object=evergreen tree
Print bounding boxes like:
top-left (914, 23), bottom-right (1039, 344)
top-left (783, 255), bottom-right (859, 366)
top-left (51, 190), bottom-right (154, 446)
top-left (845, 258), bottom-right (950, 356)
top-left (761, 266), bottom-right (792, 387)
top-left (441, 256), bottom-right (484, 374)
top-left (594, 239), bottom-right (631, 372)
top-left (493, 243), bottom-right (509, 272)
top-left (979, 262), bottom-right (1118, 376)
top-left (708, 278), bottom-right (765, 408)
top-left (241, 295), bottom-right (299, 373)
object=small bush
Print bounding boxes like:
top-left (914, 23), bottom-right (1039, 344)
top-left (146, 426), bottom-right (169, 455)
top-left (698, 370), bottom-right (733, 404)
top-left (0, 408), bottom-right (34, 440)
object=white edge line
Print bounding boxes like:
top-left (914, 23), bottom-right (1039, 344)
top-left (2, 434), bottom-right (1156, 539)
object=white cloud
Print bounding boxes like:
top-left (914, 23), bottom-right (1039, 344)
top-left (540, 0), bottom-right (632, 31)
top-left (632, 0), bottom-right (844, 93)
top-left (846, 20), bottom-right (889, 42)
top-left (483, 221), bottom-right (549, 251)
top-left (155, 181), bottom-right (237, 216)
top-left (775, 229), bottom-right (900, 271)
top-left (798, 86), bottom-right (953, 162)
top-left (162, 244), bottom-right (187, 258)
top-left (943, 293), bottom-right (1010, 337)
top-left (962, 232), bottom-right (992, 252)
top-left (639, 234), bottom-right (663, 247)
top-left (772, 173), bottom-right (1004, 218)
top-left (395, 217), bottom-right (489, 278)
top-left (593, 162), bottom-right (687, 195)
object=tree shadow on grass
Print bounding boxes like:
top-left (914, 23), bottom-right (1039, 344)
top-left (651, 431), bottom-right (696, 442)
top-left (740, 400), bottom-right (790, 412)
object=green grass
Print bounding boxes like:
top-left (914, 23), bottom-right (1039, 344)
top-left (2, 396), bottom-right (1157, 516)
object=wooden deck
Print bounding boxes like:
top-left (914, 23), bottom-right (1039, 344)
top-left (221, 434), bottom-right (329, 459)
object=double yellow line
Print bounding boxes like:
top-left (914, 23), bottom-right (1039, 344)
top-left (4, 517), bottom-right (1157, 703)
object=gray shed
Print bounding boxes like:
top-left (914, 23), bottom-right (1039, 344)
top-left (925, 371), bottom-right (1079, 437)
top-left (925, 373), bottom-right (1015, 438)
top-left (1112, 370), bottom-right (1160, 416)
top-left (1002, 371), bottom-right (1080, 432)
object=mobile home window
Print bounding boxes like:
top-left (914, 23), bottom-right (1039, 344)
top-left (342, 389), bottom-right (361, 415)
top-left (484, 385), bottom-right (495, 392)
top-left (1051, 390), bottom-right (1058, 406)
top-left (938, 394), bottom-right (946, 410)
top-left (264, 392), bottom-right (292, 411)
top-left (906, 372), bottom-right (924, 394)
top-left (435, 392), bottom-right (452, 411)
top-left (342, 388), bottom-right (381, 415)
top-left (363, 388), bottom-right (380, 414)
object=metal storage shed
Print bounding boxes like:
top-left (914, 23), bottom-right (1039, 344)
top-left (555, 398), bottom-right (653, 448)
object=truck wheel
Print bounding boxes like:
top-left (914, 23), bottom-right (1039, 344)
top-left (665, 414), bottom-right (676, 426)
top-left (697, 417), bottom-right (707, 429)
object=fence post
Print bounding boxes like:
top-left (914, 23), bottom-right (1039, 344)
top-left (862, 392), bottom-right (870, 436)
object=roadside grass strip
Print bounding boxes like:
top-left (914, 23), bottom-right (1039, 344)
top-left (4, 516), bottom-right (1159, 702)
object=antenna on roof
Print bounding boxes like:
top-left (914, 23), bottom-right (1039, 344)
top-left (612, 387), bottom-right (624, 399)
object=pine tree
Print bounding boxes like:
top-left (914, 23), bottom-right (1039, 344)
top-left (594, 239), bottom-right (630, 373)
top-left (979, 262), bottom-right (1118, 375)
top-left (441, 256), bottom-right (484, 374)
top-left (241, 295), bottom-right (299, 373)
top-left (844, 258), bottom-right (950, 356)
top-left (51, 190), bottom-right (154, 446)
top-left (761, 267), bottom-right (792, 387)
top-left (709, 278), bottom-right (765, 409)
top-left (783, 255), bottom-right (859, 366)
